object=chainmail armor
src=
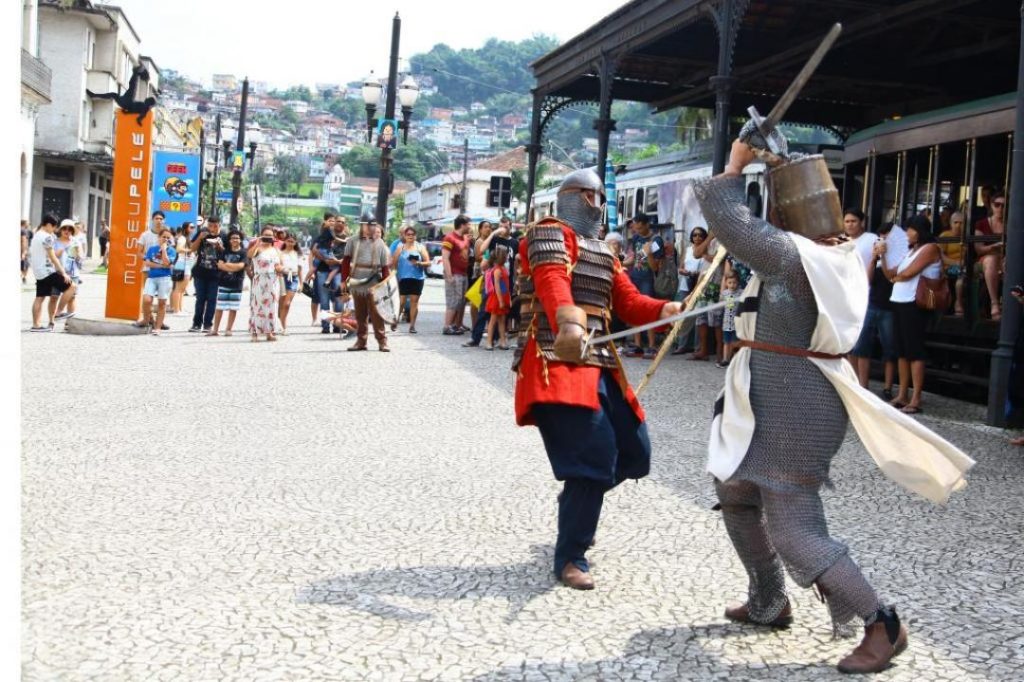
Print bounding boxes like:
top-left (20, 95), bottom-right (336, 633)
top-left (556, 169), bottom-right (604, 238)
top-left (514, 224), bottom-right (618, 371)
top-left (696, 175), bottom-right (881, 635)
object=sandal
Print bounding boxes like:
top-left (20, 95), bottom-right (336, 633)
top-left (224, 331), bottom-right (233, 337)
top-left (888, 397), bottom-right (907, 409)
top-left (689, 354), bottom-right (709, 361)
top-left (881, 387), bottom-right (894, 400)
top-left (900, 404), bottom-right (922, 414)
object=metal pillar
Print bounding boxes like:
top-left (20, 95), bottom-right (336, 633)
top-left (524, 92), bottom-right (543, 222)
top-left (375, 12), bottom-right (401, 226)
top-left (986, 3), bottom-right (1024, 427)
top-left (458, 139), bottom-right (469, 213)
top-left (707, 0), bottom-right (748, 174)
top-left (197, 126), bottom-right (206, 216)
top-left (230, 79), bottom-right (249, 228)
top-left (594, 53), bottom-right (617, 180)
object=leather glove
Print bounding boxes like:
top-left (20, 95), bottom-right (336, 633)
top-left (553, 305), bottom-right (588, 364)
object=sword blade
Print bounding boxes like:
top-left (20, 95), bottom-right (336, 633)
top-left (584, 302), bottom-right (728, 352)
top-left (765, 22), bottom-right (843, 127)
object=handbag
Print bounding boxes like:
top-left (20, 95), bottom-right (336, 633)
top-left (915, 274), bottom-right (950, 312)
top-left (465, 275), bottom-right (483, 308)
top-left (301, 280), bottom-right (316, 299)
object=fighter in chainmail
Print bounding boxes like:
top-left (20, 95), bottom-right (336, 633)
top-left (692, 126), bottom-right (916, 674)
top-left (513, 169), bottom-right (680, 590)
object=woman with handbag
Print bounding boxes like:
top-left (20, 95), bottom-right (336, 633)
top-left (883, 214), bottom-right (942, 414)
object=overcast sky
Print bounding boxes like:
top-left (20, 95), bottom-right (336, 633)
top-left (114, 0), bottom-right (631, 89)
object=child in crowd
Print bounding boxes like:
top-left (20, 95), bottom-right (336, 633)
top-left (318, 293), bottom-right (358, 337)
top-left (484, 246), bottom-right (511, 350)
top-left (718, 271), bottom-right (740, 368)
top-left (210, 231), bottom-right (247, 336)
top-left (142, 228), bottom-right (176, 336)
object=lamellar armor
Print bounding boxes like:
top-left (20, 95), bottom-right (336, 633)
top-left (513, 221), bottom-right (618, 371)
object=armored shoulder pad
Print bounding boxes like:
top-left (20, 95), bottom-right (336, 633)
top-left (526, 223), bottom-right (570, 269)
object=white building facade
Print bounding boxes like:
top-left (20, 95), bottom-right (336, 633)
top-left (31, 1), bottom-right (159, 244)
top-left (21, 0), bottom-right (52, 222)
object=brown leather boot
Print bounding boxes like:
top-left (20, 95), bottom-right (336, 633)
top-left (837, 608), bottom-right (908, 674)
top-left (559, 563), bottom-right (595, 590)
top-left (724, 599), bottom-right (793, 628)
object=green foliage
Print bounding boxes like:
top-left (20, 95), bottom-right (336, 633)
top-left (339, 140), bottom-right (449, 184)
top-left (410, 35), bottom-right (559, 106)
top-left (270, 85), bottom-right (313, 102)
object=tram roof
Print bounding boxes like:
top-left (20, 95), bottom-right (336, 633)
top-left (531, 0), bottom-right (1020, 132)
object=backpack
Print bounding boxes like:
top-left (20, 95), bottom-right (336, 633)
top-left (654, 242), bottom-right (679, 299)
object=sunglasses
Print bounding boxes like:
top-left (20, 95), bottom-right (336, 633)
top-left (992, 201), bottom-right (1005, 207)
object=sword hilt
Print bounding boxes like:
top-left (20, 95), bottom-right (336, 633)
top-left (746, 105), bottom-right (784, 156)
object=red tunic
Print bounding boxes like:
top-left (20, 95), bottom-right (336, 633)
top-left (485, 266), bottom-right (511, 314)
top-left (514, 220), bottom-right (666, 426)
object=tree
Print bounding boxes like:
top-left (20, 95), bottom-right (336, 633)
top-left (273, 155), bottom-right (304, 198)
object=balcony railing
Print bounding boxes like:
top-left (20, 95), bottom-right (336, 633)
top-left (21, 49), bottom-right (51, 103)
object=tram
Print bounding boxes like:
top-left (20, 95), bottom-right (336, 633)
top-left (843, 92), bottom-right (1015, 402)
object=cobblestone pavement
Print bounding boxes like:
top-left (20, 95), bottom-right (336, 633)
top-left (21, 270), bottom-right (1024, 681)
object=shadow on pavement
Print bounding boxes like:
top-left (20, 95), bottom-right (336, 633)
top-left (296, 544), bottom-right (557, 624)
top-left (470, 623), bottom-right (851, 681)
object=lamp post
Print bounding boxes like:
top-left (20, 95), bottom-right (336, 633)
top-left (362, 12), bottom-right (419, 226)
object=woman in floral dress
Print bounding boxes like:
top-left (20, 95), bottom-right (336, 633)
top-left (248, 227), bottom-right (283, 342)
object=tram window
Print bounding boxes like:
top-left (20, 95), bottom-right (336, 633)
top-left (871, 154), bottom-right (900, 231)
top-left (635, 188), bottom-right (644, 216)
top-left (845, 159), bottom-right (866, 218)
top-left (904, 148), bottom-right (934, 226)
top-left (970, 134), bottom-right (1011, 227)
top-left (934, 141), bottom-right (969, 235)
top-left (644, 186), bottom-right (658, 215)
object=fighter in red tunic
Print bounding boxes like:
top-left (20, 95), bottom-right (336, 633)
top-left (513, 169), bottom-right (681, 590)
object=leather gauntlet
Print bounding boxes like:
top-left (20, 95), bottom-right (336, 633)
top-left (553, 305), bottom-right (588, 364)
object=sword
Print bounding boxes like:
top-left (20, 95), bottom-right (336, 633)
top-left (582, 302), bottom-right (727, 355)
top-left (746, 22), bottom-right (843, 156)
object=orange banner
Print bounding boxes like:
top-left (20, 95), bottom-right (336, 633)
top-left (105, 110), bottom-right (154, 320)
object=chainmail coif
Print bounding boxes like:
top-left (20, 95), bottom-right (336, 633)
top-left (694, 175), bottom-right (883, 634)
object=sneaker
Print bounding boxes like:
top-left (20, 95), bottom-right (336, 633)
top-left (624, 346), bottom-right (644, 358)
top-left (202, 326), bottom-right (212, 333)
top-left (54, 311), bottom-right (76, 321)
top-left (160, 324), bottom-right (170, 331)
top-left (28, 326), bottom-right (50, 333)
top-left (342, 330), bottom-right (356, 340)
top-left (643, 347), bottom-right (657, 360)
top-left (462, 340), bottom-right (480, 347)
top-left (321, 327), bottom-right (331, 334)
top-left (715, 360), bottom-right (730, 368)
top-left (132, 321), bottom-right (149, 328)
top-left (188, 326), bottom-right (201, 333)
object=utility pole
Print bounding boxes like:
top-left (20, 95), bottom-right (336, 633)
top-left (229, 78), bottom-right (249, 229)
top-left (197, 125), bottom-right (206, 216)
top-left (208, 113), bottom-right (221, 216)
top-left (459, 138), bottom-right (469, 214)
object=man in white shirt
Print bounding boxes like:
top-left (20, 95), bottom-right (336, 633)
top-left (28, 214), bottom-right (73, 331)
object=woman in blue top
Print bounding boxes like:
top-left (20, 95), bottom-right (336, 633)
top-left (390, 226), bottom-right (430, 333)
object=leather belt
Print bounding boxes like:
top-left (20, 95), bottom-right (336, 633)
top-left (735, 339), bottom-right (843, 360)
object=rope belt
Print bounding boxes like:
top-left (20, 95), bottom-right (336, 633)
top-left (735, 339), bottom-right (843, 360)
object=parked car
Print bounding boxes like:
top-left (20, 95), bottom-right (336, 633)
top-left (424, 241), bottom-right (445, 278)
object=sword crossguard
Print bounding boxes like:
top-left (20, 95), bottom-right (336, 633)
top-left (745, 106), bottom-right (784, 157)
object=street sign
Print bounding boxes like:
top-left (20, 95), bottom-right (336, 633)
top-left (216, 191), bottom-right (233, 200)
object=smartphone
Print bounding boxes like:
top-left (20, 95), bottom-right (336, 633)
top-left (407, 253), bottom-right (420, 261)
top-left (261, 236), bottom-right (273, 243)
top-left (206, 237), bottom-right (218, 243)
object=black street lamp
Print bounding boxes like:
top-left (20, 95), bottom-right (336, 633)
top-left (362, 12), bottom-right (419, 226)
top-left (229, 77), bottom-right (250, 229)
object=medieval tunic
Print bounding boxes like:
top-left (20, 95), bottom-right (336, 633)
top-left (513, 219), bottom-right (664, 430)
top-left (514, 218), bottom-right (666, 576)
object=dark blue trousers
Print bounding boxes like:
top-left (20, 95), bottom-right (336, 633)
top-left (192, 273), bottom-right (219, 329)
top-left (471, 289), bottom-right (490, 344)
top-left (532, 371), bottom-right (651, 576)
